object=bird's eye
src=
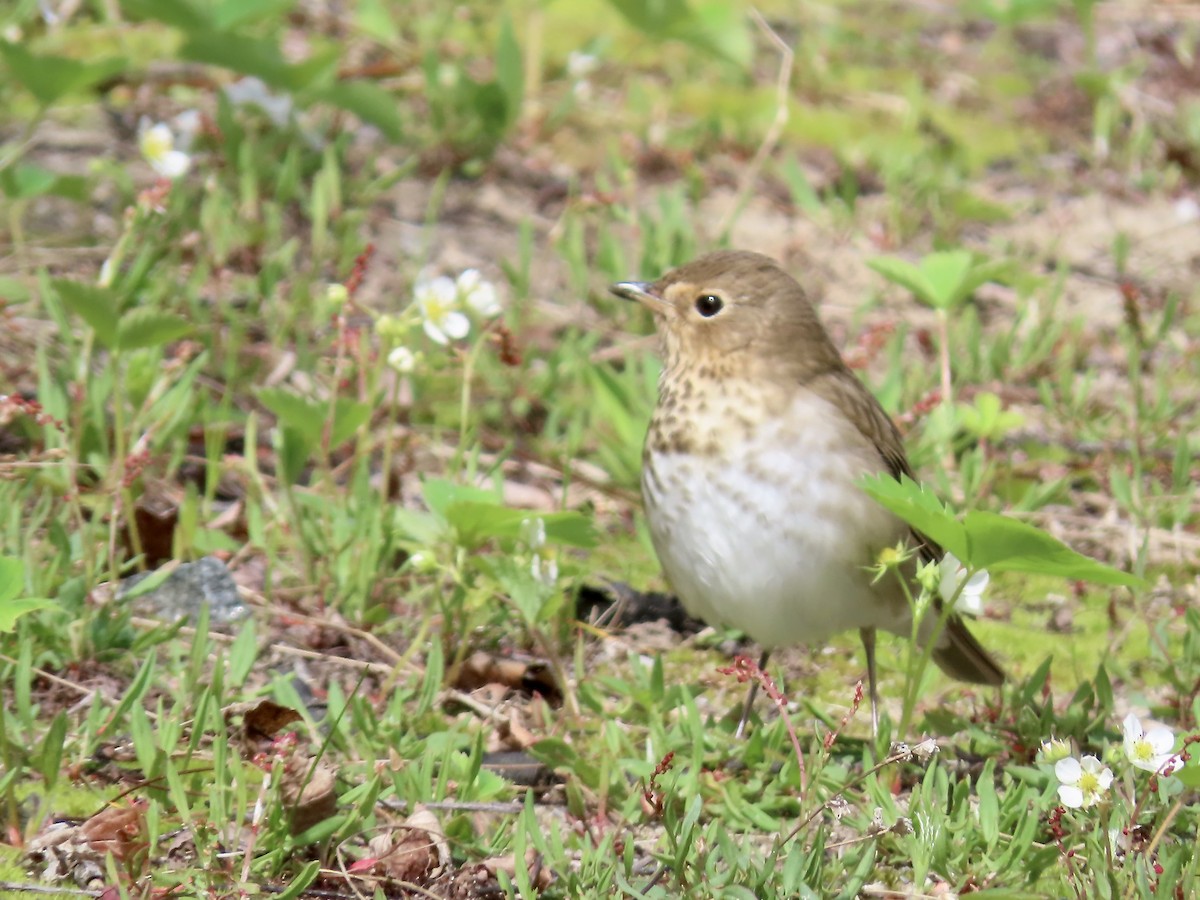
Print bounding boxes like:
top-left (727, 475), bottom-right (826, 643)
top-left (694, 294), bottom-right (724, 317)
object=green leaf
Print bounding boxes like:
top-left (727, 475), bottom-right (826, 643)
top-left (392, 508), bottom-right (443, 545)
top-left (420, 477), bottom-right (500, 520)
top-left (37, 711), bottom-right (68, 784)
top-left (605, 0), bottom-right (693, 38)
top-left (862, 474), bottom-right (1141, 587)
top-left (0, 43), bottom-right (126, 106)
top-left (495, 16), bottom-right (523, 129)
top-left (313, 81), bottom-right (404, 141)
top-left (960, 258), bottom-right (1013, 296)
top-left (975, 759), bottom-right (999, 848)
top-left (0, 557), bottom-right (21, 604)
top-left (1174, 757), bottom-right (1200, 788)
top-left (605, 0), bottom-right (751, 66)
top-left (0, 276), bottom-right (30, 302)
top-left (870, 251), bottom-right (1004, 310)
top-left (859, 473), bottom-right (968, 559)
top-left (467, 80), bottom-right (512, 138)
top-left (104, 654), bottom-right (157, 732)
top-left (276, 426), bottom-right (314, 486)
top-left (540, 512), bottom-right (597, 548)
top-left (54, 279), bottom-right (119, 347)
top-left (275, 860), bottom-right (321, 900)
top-left (918, 250), bottom-right (973, 308)
top-left (329, 398), bottom-right (371, 447)
top-left (957, 391), bottom-right (1023, 441)
top-left (116, 308), bottom-right (192, 350)
top-left (527, 737), bottom-right (579, 772)
top-left (0, 560), bottom-right (53, 631)
top-left (180, 30), bottom-right (288, 84)
top-left (118, 564), bottom-right (178, 601)
top-left (444, 502), bottom-right (596, 549)
top-left (867, 256), bottom-right (937, 307)
top-left (0, 164), bottom-right (88, 201)
top-left (962, 511), bottom-right (1142, 585)
top-left (0, 596), bottom-right (57, 632)
top-left (679, 1), bottom-right (753, 67)
top-left (487, 556), bottom-right (556, 626)
top-left (257, 388), bottom-right (324, 442)
top-left (119, 0), bottom-right (211, 29)
top-left (212, 0), bottom-right (297, 31)
top-left (181, 31), bottom-right (336, 91)
top-left (353, 0), bottom-right (400, 44)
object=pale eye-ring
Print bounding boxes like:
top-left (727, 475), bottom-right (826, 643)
top-left (694, 294), bottom-right (724, 317)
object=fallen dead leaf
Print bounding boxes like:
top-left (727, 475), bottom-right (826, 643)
top-left (280, 761), bottom-right (338, 836)
top-left (361, 805), bottom-right (450, 883)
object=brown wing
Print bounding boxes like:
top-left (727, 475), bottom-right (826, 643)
top-left (810, 368), bottom-right (941, 563)
top-left (809, 367), bottom-right (1005, 686)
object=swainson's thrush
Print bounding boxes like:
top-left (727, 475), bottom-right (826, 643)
top-left (610, 250), bottom-right (1004, 735)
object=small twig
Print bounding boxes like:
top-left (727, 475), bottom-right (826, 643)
top-left (639, 862), bottom-right (670, 894)
top-left (0, 884), bottom-right (98, 897)
top-left (716, 8), bottom-right (794, 241)
top-left (779, 746), bottom-right (912, 848)
top-left (0, 653), bottom-right (98, 698)
top-left (380, 798), bottom-right (536, 815)
top-left (1143, 795), bottom-right (1183, 861)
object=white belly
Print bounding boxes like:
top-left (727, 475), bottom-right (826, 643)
top-left (642, 392), bottom-right (910, 648)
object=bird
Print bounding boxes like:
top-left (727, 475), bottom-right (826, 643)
top-left (609, 250), bottom-right (1004, 736)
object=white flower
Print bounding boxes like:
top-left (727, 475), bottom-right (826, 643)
top-left (566, 53), bottom-right (598, 102)
top-left (224, 77), bottom-right (293, 127)
top-left (567, 51), bottom-right (598, 79)
top-left (520, 517), bottom-right (547, 550)
top-left (171, 109), bottom-right (202, 150)
top-left (387, 346), bottom-right (416, 374)
top-left (414, 275), bottom-right (469, 345)
top-left (530, 553), bottom-right (557, 585)
top-left (138, 120), bottom-right (191, 178)
top-left (938, 552), bottom-right (988, 617)
top-left (1055, 755), bottom-right (1112, 808)
top-left (1122, 713), bottom-right (1182, 775)
top-left (98, 256), bottom-right (115, 287)
top-left (456, 269), bottom-right (502, 318)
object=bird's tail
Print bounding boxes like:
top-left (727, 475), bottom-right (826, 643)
top-left (931, 616), bottom-right (1005, 686)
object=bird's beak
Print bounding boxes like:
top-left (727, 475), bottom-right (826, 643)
top-left (609, 280), bottom-right (669, 315)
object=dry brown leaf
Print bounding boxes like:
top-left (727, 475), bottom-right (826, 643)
top-left (471, 849), bottom-right (552, 890)
top-left (496, 709), bottom-right (537, 751)
top-left (449, 651), bottom-right (562, 706)
top-left (362, 805), bottom-right (450, 883)
top-left (26, 803), bottom-right (149, 888)
top-left (280, 761), bottom-right (338, 836)
top-left (78, 803), bottom-right (148, 861)
top-left (225, 698), bottom-right (303, 744)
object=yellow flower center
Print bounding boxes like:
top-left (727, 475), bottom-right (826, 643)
top-left (140, 128), bottom-right (171, 162)
top-left (1078, 770), bottom-right (1100, 793)
top-left (423, 296), bottom-right (449, 322)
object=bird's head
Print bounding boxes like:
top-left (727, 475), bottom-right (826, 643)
top-left (609, 250), bottom-right (840, 381)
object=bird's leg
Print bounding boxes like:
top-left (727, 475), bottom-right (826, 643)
top-left (734, 650), bottom-right (771, 738)
top-left (860, 627), bottom-right (879, 739)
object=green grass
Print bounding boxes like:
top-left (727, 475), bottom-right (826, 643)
top-left (1, 0), bottom-right (1199, 897)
